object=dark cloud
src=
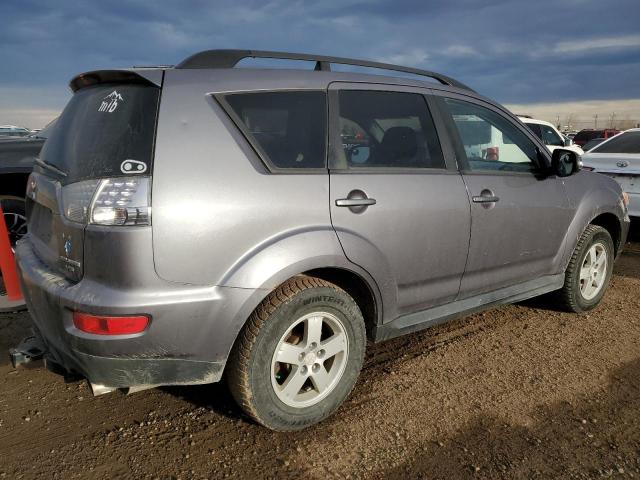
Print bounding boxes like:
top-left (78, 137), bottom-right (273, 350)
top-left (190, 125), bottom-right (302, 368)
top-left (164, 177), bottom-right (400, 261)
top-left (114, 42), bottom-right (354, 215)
top-left (1, 0), bottom-right (639, 115)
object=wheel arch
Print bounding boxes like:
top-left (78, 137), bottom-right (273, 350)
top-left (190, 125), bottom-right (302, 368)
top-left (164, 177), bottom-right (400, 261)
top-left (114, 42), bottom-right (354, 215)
top-left (221, 262), bottom-right (383, 379)
top-left (304, 267), bottom-right (380, 339)
top-left (589, 212), bottom-right (623, 256)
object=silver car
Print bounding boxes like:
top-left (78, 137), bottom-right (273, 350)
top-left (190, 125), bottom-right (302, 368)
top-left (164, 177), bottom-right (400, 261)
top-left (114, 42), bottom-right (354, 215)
top-left (582, 128), bottom-right (640, 217)
top-left (13, 50), bottom-right (630, 431)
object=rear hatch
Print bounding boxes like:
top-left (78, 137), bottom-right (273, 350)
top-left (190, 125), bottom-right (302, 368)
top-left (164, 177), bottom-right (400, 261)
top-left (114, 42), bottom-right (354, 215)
top-left (26, 71), bottom-right (161, 282)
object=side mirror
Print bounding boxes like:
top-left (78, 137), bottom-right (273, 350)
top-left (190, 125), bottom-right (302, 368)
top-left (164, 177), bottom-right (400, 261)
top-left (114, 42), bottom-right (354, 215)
top-left (551, 149), bottom-right (581, 177)
top-left (563, 136), bottom-right (573, 147)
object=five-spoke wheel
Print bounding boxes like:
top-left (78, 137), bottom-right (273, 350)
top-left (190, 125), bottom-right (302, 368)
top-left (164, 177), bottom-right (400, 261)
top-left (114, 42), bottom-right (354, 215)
top-left (228, 276), bottom-right (366, 431)
top-left (579, 242), bottom-right (608, 301)
top-left (556, 224), bottom-right (614, 312)
top-left (271, 312), bottom-right (348, 408)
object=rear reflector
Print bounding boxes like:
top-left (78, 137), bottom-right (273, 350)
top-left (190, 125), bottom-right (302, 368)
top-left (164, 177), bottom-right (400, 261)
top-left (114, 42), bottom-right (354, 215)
top-left (73, 312), bottom-right (150, 335)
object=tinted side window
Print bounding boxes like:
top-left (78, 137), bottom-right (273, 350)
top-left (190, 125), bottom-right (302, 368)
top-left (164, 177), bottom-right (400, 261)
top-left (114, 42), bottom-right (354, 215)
top-left (526, 122), bottom-right (543, 139)
top-left (540, 124), bottom-right (564, 146)
top-left (224, 91), bottom-right (326, 169)
top-left (442, 98), bottom-right (538, 173)
top-left (336, 91), bottom-right (445, 169)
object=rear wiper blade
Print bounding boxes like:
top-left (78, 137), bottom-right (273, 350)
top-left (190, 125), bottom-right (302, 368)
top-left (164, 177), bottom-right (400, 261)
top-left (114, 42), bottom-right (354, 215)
top-left (34, 157), bottom-right (67, 177)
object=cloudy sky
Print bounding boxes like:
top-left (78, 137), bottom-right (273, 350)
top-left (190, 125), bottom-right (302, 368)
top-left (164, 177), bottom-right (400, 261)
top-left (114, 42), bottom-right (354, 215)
top-left (2, 0), bottom-right (639, 128)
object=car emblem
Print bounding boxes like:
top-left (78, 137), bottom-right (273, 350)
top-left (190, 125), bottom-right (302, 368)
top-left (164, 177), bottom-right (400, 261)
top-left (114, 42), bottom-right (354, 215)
top-left (63, 237), bottom-right (72, 257)
top-left (617, 161), bottom-right (629, 168)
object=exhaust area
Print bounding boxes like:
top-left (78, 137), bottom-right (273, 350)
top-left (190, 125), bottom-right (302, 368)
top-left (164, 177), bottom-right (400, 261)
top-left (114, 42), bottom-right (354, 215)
top-left (88, 382), bottom-right (117, 396)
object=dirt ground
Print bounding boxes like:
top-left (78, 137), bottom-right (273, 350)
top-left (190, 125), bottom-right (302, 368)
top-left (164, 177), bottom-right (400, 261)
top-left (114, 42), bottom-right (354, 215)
top-left (1, 225), bottom-right (639, 480)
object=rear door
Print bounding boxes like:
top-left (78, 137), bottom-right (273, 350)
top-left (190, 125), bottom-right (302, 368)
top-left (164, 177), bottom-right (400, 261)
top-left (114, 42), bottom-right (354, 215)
top-left (434, 94), bottom-right (572, 298)
top-left (328, 84), bottom-right (471, 321)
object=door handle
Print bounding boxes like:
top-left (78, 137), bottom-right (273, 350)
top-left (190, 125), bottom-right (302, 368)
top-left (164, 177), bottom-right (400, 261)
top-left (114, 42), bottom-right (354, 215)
top-left (472, 188), bottom-right (500, 204)
top-left (335, 198), bottom-right (377, 207)
top-left (335, 189), bottom-right (376, 213)
top-left (472, 195), bottom-right (500, 203)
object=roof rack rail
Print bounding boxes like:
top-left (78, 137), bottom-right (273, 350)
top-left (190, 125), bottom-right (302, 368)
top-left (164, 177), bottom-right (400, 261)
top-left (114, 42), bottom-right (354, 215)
top-left (175, 49), bottom-right (473, 91)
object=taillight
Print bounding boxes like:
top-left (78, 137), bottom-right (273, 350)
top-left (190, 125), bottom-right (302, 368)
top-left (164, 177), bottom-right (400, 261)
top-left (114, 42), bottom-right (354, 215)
top-left (61, 176), bottom-right (151, 226)
top-left (61, 179), bottom-right (100, 222)
top-left (73, 312), bottom-right (150, 335)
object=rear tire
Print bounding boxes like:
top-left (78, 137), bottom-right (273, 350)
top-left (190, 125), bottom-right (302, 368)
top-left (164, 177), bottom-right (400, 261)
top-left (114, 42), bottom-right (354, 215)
top-left (555, 224), bottom-right (614, 312)
top-left (227, 275), bottom-right (366, 431)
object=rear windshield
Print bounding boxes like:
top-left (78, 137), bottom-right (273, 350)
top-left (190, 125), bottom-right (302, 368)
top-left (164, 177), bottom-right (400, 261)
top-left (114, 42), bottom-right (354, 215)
top-left (591, 131), bottom-right (640, 154)
top-left (574, 130), bottom-right (601, 142)
top-left (40, 83), bottom-right (160, 183)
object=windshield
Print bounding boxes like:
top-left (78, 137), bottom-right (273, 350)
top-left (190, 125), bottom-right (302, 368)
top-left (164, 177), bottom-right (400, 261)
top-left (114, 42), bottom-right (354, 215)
top-left (39, 83), bottom-right (160, 183)
top-left (591, 131), bottom-right (640, 154)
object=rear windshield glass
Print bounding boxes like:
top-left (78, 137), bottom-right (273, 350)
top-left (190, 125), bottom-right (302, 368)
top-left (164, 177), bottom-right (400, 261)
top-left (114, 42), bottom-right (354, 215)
top-left (592, 131), bottom-right (640, 154)
top-left (40, 83), bottom-right (159, 183)
top-left (574, 130), bottom-right (601, 142)
top-left (223, 91), bottom-right (326, 169)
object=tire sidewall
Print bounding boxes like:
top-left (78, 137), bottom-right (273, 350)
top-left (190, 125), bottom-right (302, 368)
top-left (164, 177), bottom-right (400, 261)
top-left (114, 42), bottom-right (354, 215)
top-left (571, 228), bottom-right (614, 311)
top-left (246, 286), bottom-right (366, 431)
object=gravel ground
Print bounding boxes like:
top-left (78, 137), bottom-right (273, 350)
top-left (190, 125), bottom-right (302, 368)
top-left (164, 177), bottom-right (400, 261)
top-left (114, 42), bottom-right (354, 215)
top-left (0, 224), bottom-right (639, 479)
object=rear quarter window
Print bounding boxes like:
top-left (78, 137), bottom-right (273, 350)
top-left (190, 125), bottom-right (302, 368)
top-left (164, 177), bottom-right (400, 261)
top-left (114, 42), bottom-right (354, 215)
top-left (221, 91), bottom-right (327, 170)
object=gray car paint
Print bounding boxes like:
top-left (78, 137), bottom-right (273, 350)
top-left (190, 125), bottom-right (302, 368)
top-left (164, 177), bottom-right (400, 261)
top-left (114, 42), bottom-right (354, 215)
top-left (326, 82), bottom-right (471, 319)
top-left (15, 64), bottom-right (630, 392)
top-left (427, 91), bottom-right (574, 297)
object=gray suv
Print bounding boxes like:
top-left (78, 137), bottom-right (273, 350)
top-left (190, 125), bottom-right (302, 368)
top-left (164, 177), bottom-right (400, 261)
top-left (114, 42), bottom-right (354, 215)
top-left (14, 50), bottom-right (630, 431)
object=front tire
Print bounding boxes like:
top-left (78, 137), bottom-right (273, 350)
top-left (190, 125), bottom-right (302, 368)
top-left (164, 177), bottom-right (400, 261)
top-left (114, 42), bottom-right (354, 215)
top-left (556, 224), bottom-right (614, 312)
top-left (227, 276), bottom-right (366, 431)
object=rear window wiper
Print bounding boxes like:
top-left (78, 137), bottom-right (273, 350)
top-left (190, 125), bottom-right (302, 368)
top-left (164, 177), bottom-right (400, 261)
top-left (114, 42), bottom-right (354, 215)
top-left (34, 157), bottom-right (67, 177)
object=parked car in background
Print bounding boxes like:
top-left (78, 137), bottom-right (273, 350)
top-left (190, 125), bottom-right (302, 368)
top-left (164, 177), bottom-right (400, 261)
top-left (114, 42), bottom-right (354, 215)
top-left (573, 128), bottom-right (620, 147)
top-left (519, 116), bottom-right (584, 155)
top-left (13, 49), bottom-right (629, 431)
top-left (0, 125), bottom-right (32, 137)
top-left (582, 128), bottom-right (640, 217)
top-left (0, 120), bottom-right (56, 246)
top-left (582, 137), bottom-right (606, 152)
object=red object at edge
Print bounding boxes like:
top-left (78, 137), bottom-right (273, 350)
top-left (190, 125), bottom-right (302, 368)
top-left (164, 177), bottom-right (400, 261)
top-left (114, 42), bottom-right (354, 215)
top-left (0, 204), bottom-right (23, 301)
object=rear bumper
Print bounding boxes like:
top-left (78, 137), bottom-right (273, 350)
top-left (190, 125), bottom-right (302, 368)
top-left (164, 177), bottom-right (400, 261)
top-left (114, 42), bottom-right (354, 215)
top-left (15, 236), bottom-right (262, 389)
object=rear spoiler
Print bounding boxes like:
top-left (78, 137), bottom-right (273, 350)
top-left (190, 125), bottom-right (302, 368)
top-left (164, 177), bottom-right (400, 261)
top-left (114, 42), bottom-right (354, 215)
top-left (69, 69), bottom-right (164, 92)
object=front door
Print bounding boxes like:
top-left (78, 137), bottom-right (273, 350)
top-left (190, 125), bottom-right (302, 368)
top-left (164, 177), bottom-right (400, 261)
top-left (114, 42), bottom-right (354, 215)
top-left (436, 95), bottom-right (572, 298)
top-left (328, 85), bottom-right (471, 321)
